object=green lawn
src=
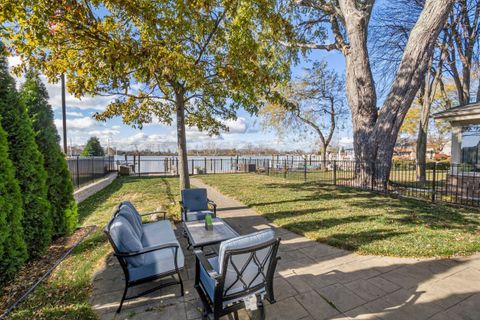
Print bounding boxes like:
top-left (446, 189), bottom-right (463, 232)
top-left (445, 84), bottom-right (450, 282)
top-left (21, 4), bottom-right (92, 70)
top-left (5, 173), bottom-right (480, 318)
top-left (6, 176), bottom-right (180, 320)
top-left (198, 173), bottom-right (480, 258)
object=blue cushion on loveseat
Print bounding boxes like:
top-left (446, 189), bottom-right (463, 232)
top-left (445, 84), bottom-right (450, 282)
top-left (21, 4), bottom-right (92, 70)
top-left (109, 216), bottom-right (144, 267)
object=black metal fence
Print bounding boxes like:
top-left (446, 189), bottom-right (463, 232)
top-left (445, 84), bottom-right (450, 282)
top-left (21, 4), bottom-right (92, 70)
top-left (119, 156), bottom-right (271, 176)
top-left (262, 159), bottom-right (480, 207)
top-left (67, 156), bottom-right (116, 189)
top-left (71, 155), bottom-right (480, 207)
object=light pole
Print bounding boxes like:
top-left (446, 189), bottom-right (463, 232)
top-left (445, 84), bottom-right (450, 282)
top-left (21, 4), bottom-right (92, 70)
top-left (61, 73), bottom-right (67, 154)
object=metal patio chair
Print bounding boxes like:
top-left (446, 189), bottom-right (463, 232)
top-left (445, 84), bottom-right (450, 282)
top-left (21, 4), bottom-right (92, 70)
top-left (194, 229), bottom-right (281, 320)
top-left (180, 188), bottom-right (217, 222)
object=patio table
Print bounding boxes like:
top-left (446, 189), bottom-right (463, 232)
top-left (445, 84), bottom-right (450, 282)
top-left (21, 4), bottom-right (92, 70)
top-left (183, 217), bottom-right (239, 249)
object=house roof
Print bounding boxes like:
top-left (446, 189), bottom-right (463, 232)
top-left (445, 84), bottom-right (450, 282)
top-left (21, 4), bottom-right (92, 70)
top-left (433, 103), bottom-right (480, 125)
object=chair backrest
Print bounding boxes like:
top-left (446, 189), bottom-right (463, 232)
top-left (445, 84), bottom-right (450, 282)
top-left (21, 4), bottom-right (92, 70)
top-left (181, 188), bottom-right (208, 211)
top-left (217, 229), bottom-right (279, 300)
top-left (105, 215), bottom-right (144, 268)
top-left (117, 202), bottom-right (143, 239)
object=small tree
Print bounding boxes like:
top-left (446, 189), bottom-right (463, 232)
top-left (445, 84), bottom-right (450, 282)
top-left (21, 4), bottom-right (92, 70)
top-left (288, 0), bottom-right (454, 183)
top-left (0, 49), bottom-right (51, 257)
top-left (0, 121), bottom-right (27, 284)
top-left (20, 70), bottom-right (78, 237)
top-left (2, 1), bottom-right (291, 190)
top-left (82, 137), bottom-right (105, 156)
top-left (262, 61), bottom-right (348, 168)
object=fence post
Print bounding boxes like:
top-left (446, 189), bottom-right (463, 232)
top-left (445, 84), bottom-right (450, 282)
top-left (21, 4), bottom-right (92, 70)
top-left (138, 154), bottom-right (141, 177)
top-left (333, 160), bottom-right (337, 185)
top-left (371, 162), bottom-right (375, 191)
top-left (91, 157), bottom-right (94, 182)
top-left (191, 159), bottom-right (194, 175)
top-left (267, 159), bottom-right (270, 176)
top-left (76, 156), bottom-right (80, 187)
top-left (304, 157), bottom-right (307, 182)
top-left (176, 158), bottom-right (179, 176)
top-left (283, 159), bottom-right (287, 179)
top-left (431, 162), bottom-right (436, 203)
top-left (205, 157), bottom-right (207, 174)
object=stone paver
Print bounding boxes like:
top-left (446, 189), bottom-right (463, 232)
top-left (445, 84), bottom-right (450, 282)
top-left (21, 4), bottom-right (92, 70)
top-left (91, 178), bottom-right (480, 320)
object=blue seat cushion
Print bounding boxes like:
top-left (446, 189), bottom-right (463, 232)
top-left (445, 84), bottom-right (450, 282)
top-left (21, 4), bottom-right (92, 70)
top-left (141, 220), bottom-right (177, 247)
top-left (118, 203), bottom-right (143, 239)
top-left (199, 256), bottom-right (219, 301)
top-left (185, 210), bottom-right (214, 222)
top-left (109, 216), bottom-right (144, 267)
top-left (182, 189), bottom-right (208, 212)
top-left (128, 243), bottom-right (185, 282)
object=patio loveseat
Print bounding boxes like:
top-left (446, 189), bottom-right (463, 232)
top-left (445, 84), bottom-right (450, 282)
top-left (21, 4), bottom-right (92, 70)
top-left (105, 201), bottom-right (184, 313)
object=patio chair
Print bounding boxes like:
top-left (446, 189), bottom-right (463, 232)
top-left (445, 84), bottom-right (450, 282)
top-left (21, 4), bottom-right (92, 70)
top-left (194, 229), bottom-right (281, 320)
top-left (180, 188), bottom-right (217, 222)
top-left (105, 202), bottom-right (184, 313)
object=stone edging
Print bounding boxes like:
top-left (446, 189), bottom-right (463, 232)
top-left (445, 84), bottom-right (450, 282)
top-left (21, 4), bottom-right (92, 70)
top-left (74, 172), bottom-right (118, 203)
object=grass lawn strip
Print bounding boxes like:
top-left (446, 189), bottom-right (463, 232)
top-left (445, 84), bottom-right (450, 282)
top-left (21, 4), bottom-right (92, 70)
top-left (198, 173), bottom-right (480, 258)
top-left (5, 176), bottom-right (180, 320)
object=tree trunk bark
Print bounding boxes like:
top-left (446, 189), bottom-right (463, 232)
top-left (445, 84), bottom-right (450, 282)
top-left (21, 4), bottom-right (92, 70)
top-left (339, 0), bottom-right (377, 167)
top-left (367, 0), bottom-right (453, 183)
top-left (175, 91), bottom-right (190, 190)
top-left (416, 107), bottom-right (429, 184)
top-left (320, 142), bottom-right (327, 171)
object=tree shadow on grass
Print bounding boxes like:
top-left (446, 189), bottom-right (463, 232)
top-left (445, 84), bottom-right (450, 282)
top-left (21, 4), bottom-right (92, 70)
top-left (77, 177), bottom-right (125, 225)
top-left (279, 218), bottom-right (408, 252)
top-left (257, 180), bottom-right (480, 232)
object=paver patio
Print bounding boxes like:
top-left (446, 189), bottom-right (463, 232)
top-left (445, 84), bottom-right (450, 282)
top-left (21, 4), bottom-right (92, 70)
top-left (90, 178), bottom-right (480, 320)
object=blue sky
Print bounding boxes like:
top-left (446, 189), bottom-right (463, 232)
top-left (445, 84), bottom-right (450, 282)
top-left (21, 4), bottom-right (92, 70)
top-left (8, 46), bottom-right (353, 153)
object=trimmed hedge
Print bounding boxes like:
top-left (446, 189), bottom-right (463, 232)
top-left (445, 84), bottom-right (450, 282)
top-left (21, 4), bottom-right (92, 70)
top-left (0, 53), bottom-right (51, 258)
top-left (392, 159), bottom-right (451, 170)
top-left (21, 70), bottom-right (78, 237)
top-left (0, 121), bottom-right (27, 284)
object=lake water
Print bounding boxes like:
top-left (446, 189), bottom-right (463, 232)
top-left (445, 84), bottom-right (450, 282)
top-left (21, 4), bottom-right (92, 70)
top-left (114, 155), bottom-right (322, 174)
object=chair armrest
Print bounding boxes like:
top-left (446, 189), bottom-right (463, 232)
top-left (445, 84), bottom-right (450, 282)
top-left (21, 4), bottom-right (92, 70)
top-left (115, 242), bottom-right (180, 257)
top-left (207, 199), bottom-right (217, 216)
top-left (179, 201), bottom-right (188, 212)
top-left (140, 211), bottom-right (167, 220)
top-left (194, 249), bottom-right (221, 280)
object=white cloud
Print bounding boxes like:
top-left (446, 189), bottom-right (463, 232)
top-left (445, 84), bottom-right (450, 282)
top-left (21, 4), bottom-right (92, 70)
top-left (44, 80), bottom-right (113, 111)
top-left (66, 111), bottom-right (85, 117)
top-left (54, 117), bottom-right (97, 130)
top-left (112, 125), bottom-right (122, 130)
top-left (7, 56), bottom-right (22, 69)
top-left (338, 137), bottom-right (353, 147)
top-left (222, 117), bottom-right (248, 134)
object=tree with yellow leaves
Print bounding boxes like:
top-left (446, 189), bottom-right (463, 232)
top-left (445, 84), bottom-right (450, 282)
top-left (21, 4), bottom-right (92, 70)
top-left (1, 0), bottom-right (293, 190)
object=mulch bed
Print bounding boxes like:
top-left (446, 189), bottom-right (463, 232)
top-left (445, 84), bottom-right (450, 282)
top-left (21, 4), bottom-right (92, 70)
top-left (0, 226), bottom-right (95, 315)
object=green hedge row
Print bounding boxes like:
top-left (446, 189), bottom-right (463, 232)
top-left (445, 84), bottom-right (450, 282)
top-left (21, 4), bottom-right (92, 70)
top-left (391, 159), bottom-right (451, 170)
top-left (0, 48), bottom-right (78, 284)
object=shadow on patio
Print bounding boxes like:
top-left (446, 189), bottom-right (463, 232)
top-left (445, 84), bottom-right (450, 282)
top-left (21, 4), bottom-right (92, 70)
top-left (90, 205), bottom-right (480, 320)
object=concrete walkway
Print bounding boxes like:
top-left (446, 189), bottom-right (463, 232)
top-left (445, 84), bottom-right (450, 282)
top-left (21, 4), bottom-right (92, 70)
top-left (91, 178), bottom-right (480, 320)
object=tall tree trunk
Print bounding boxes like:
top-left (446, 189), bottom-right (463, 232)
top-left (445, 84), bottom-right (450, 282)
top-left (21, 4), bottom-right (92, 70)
top-left (339, 0), bottom-right (377, 168)
top-left (320, 142), bottom-right (327, 171)
top-left (175, 90), bottom-right (190, 190)
top-left (367, 0), bottom-right (453, 183)
top-left (416, 103), bottom-right (430, 184)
